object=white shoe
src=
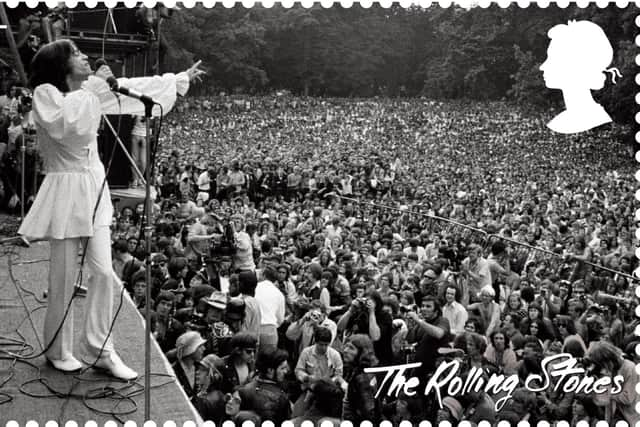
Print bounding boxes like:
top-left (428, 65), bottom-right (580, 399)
top-left (46, 355), bottom-right (83, 373)
top-left (84, 353), bottom-right (138, 381)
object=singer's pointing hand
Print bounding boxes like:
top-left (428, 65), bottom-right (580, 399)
top-left (95, 65), bottom-right (115, 83)
top-left (186, 60), bottom-right (206, 83)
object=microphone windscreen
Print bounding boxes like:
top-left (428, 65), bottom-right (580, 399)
top-left (94, 58), bottom-right (108, 69)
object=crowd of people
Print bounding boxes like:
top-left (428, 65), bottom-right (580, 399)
top-left (7, 92), bottom-right (640, 425)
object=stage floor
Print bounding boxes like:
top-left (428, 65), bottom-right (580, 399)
top-left (0, 241), bottom-right (201, 424)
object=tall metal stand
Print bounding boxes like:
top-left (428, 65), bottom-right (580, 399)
top-left (20, 142), bottom-right (25, 220)
top-left (142, 99), bottom-right (154, 421)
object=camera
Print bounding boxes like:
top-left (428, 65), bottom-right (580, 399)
top-left (185, 312), bottom-right (209, 332)
top-left (353, 297), bottom-right (368, 309)
top-left (209, 221), bottom-right (236, 260)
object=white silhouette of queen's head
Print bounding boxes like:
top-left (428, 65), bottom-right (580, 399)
top-left (540, 20), bottom-right (621, 134)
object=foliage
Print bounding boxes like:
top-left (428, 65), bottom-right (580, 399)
top-left (161, 4), bottom-right (636, 125)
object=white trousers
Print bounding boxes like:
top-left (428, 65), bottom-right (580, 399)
top-left (44, 225), bottom-right (118, 361)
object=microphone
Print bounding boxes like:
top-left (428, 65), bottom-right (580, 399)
top-left (94, 58), bottom-right (156, 105)
top-left (94, 58), bottom-right (118, 90)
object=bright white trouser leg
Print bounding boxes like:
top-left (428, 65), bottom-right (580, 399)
top-left (80, 225), bottom-right (118, 361)
top-left (44, 237), bottom-right (80, 360)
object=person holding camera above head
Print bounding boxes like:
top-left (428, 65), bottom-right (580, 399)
top-left (286, 300), bottom-right (337, 357)
top-left (16, 39), bottom-right (204, 379)
top-left (336, 290), bottom-right (393, 365)
top-left (405, 295), bottom-right (450, 379)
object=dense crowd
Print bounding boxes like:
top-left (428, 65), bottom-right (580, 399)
top-left (6, 93), bottom-right (640, 425)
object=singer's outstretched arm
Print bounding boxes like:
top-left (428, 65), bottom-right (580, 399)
top-left (83, 61), bottom-right (204, 116)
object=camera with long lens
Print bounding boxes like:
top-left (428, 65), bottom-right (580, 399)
top-left (208, 219), bottom-right (236, 260)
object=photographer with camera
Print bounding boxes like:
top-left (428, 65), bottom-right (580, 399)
top-left (200, 292), bottom-right (235, 357)
top-left (286, 300), bottom-right (337, 357)
top-left (336, 290), bottom-right (393, 365)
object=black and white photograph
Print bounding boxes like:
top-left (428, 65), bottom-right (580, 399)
top-left (0, 1), bottom-right (638, 425)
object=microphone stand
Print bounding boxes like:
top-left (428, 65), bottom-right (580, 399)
top-left (142, 98), bottom-right (155, 421)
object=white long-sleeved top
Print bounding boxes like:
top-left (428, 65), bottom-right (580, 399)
top-left (255, 279), bottom-right (285, 327)
top-left (18, 73), bottom-right (189, 240)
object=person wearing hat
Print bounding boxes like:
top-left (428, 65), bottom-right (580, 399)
top-left (162, 278), bottom-right (187, 307)
top-left (219, 331), bottom-right (259, 393)
top-left (202, 291), bottom-right (234, 357)
top-left (173, 330), bottom-right (207, 398)
top-left (224, 297), bottom-right (246, 333)
top-left (191, 353), bottom-right (227, 423)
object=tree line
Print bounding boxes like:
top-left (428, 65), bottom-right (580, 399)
top-left (162, 4), bottom-right (635, 126)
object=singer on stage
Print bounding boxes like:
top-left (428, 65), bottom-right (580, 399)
top-left (17, 39), bottom-right (204, 380)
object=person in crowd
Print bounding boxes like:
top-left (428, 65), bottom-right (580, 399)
top-left (341, 334), bottom-right (380, 424)
top-left (152, 290), bottom-right (185, 352)
top-left (442, 284), bottom-right (468, 336)
top-left (191, 354), bottom-right (227, 423)
top-left (288, 297), bottom-right (337, 348)
top-left (405, 295), bottom-right (450, 378)
top-left (460, 244), bottom-right (492, 303)
top-left (585, 341), bottom-right (640, 425)
top-left (237, 270), bottom-right (262, 335)
top-left (293, 326), bottom-right (345, 416)
top-left (219, 331), bottom-right (258, 393)
top-left (289, 379), bottom-right (343, 427)
top-left (255, 265), bottom-right (286, 352)
top-left (467, 285), bottom-right (501, 337)
top-left (484, 330), bottom-right (518, 374)
top-left (238, 348), bottom-right (291, 424)
top-left (173, 331), bottom-right (207, 398)
top-left (231, 214), bottom-right (255, 272)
